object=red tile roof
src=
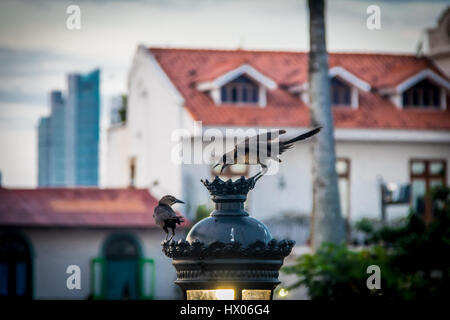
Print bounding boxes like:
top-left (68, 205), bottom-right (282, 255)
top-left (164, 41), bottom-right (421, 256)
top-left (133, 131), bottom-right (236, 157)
top-left (150, 48), bottom-right (450, 130)
top-left (0, 188), bottom-right (190, 229)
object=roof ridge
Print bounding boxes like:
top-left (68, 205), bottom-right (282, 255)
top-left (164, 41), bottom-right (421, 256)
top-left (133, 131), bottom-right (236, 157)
top-left (149, 46), bottom-right (306, 54)
top-left (149, 46), bottom-right (417, 57)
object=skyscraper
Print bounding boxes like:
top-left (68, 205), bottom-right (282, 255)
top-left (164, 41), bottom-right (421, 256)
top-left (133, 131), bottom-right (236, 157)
top-left (37, 69), bottom-right (100, 187)
top-left (37, 117), bottom-right (51, 186)
top-left (66, 69), bottom-right (100, 186)
top-left (49, 91), bottom-right (65, 186)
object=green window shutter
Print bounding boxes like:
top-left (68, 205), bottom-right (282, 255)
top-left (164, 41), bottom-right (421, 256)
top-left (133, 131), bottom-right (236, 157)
top-left (139, 258), bottom-right (155, 300)
top-left (91, 257), bottom-right (106, 300)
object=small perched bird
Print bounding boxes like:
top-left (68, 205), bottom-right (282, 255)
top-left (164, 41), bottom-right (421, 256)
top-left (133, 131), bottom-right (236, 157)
top-left (153, 195), bottom-right (185, 241)
top-left (214, 127), bottom-right (322, 177)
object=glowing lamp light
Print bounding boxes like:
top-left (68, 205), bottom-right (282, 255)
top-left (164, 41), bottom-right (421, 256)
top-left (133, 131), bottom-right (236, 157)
top-left (215, 289), bottom-right (235, 300)
top-left (186, 289), bottom-right (272, 300)
top-left (186, 289), bottom-right (234, 300)
top-left (278, 288), bottom-right (289, 298)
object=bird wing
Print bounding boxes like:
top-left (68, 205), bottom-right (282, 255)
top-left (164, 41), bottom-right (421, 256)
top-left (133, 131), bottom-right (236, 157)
top-left (230, 130), bottom-right (284, 163)
top-left (243, 129), bottom-right (286, 144)
top-left (228, 140), bottom-right (281, 165)
top-left (154, 205), bottom-right (178, 226)
top-left (215, 130), bottom-right (286, 165)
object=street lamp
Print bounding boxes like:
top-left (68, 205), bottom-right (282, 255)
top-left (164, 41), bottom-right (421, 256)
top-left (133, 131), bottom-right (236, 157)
top-left (162, 176), bottom-right (295, 300)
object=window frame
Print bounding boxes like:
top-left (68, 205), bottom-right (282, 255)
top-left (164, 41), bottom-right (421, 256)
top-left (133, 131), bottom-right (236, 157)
top-left (336, 157), bottom-right (351, 240)
top-left (129, 157), bottom-right (136, 187)
top-left (331, 77), bottom-right (352, 107)
top-left (220, 76), bottom-right (259, 104)
top-left (409, 158), bottom-right (447, 222)
top-left (402, 79), bottom-right (441, 109)
top-left (91, 256), bottom-right (156, 300)
top-left (0, 233), bottom-right (33, 299)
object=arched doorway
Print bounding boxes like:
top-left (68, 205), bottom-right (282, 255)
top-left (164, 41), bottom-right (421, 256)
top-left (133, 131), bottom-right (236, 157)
top-left (0, 233), bottom-right (33, 299)
top-left (103, 233), bottom-right (141, 300)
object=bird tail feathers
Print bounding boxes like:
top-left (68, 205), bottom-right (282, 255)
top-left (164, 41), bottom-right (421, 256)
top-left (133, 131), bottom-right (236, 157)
top-left (283, 127), bottom-right (322, 145)
top-left (279, 143), bottom-right (293, 154)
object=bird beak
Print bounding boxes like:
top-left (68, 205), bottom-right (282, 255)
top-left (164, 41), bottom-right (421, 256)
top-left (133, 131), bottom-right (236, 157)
top-left (175, 199), bottom-right (184, 204)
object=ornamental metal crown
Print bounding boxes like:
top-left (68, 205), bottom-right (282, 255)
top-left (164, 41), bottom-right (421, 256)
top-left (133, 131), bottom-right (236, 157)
top-left (200, 175), bottom-right (261, 197)
top-left (162, 239), bottom-right (296, 260)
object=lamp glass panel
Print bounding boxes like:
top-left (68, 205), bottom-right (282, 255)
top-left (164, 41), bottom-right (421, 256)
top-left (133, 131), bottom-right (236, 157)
top-left (242, 289), bottom-right (271, 300)
top-left (186, 289), bottom-right (235, 300)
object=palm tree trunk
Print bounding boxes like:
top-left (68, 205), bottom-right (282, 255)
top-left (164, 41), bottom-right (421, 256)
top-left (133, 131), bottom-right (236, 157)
top-left (308, 0), bottom-right (346, 250)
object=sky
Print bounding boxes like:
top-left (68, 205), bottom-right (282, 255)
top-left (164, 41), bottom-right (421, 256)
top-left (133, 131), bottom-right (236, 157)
top-left (0, 0), bottom-right (448, 187)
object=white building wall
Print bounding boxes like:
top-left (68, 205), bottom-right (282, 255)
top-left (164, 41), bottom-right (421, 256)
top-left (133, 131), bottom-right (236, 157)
top-left (119, 46), bottom-right (194, 205)
top-left (181, 139), bottom-right (450, 223)
top-left (181, 162), bottom-right (211, 219)
top-left (24, 228), bottom-right (182, 299)
top-left (337, 141), bottom-right (450, 221)
top-left (248, 143), bottom-right (313, 221)
top-left (105, 125), bottom-right (131, 187)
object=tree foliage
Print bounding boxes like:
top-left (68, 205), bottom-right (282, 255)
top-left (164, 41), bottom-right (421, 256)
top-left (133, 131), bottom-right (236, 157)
top-left (119, 94), bottom-right (127, 123)
top-left (282, 186), bottom-right (450, 300)
top-left (195, 204), bottom-right (212, 223)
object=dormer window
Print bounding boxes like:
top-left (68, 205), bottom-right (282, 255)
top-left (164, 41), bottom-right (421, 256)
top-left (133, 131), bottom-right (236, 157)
top-left (402, 79), bottom-right (440, 109)
top-left (381, 69), bottom-right (449, 110)
top-left (196, 64), bottom-right (277, 107)
top-left (288, 66), bottom-right (371, 109)
top-left (220, 75), bottom-right (259, 104)
top-left (331, 77), bottom-right (351, 106)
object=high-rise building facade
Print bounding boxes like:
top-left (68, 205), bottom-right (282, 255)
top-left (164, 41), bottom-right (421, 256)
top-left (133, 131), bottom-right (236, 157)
top-left (66, 69), bottom-right (100, 186)
top-left (37, 69), bottom-right (100, 187)
top-left (49, 91), bottom-right (66, 186)
top-left (37, 117), bottom-right (51, 186)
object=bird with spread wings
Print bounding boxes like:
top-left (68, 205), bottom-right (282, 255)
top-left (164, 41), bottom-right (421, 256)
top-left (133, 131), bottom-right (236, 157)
top-left (213, 127), bottom-right (322, 179)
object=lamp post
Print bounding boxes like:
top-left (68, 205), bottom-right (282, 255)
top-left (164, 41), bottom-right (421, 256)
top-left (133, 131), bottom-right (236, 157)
top-left (162, 176), bottom-right (295, 300)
